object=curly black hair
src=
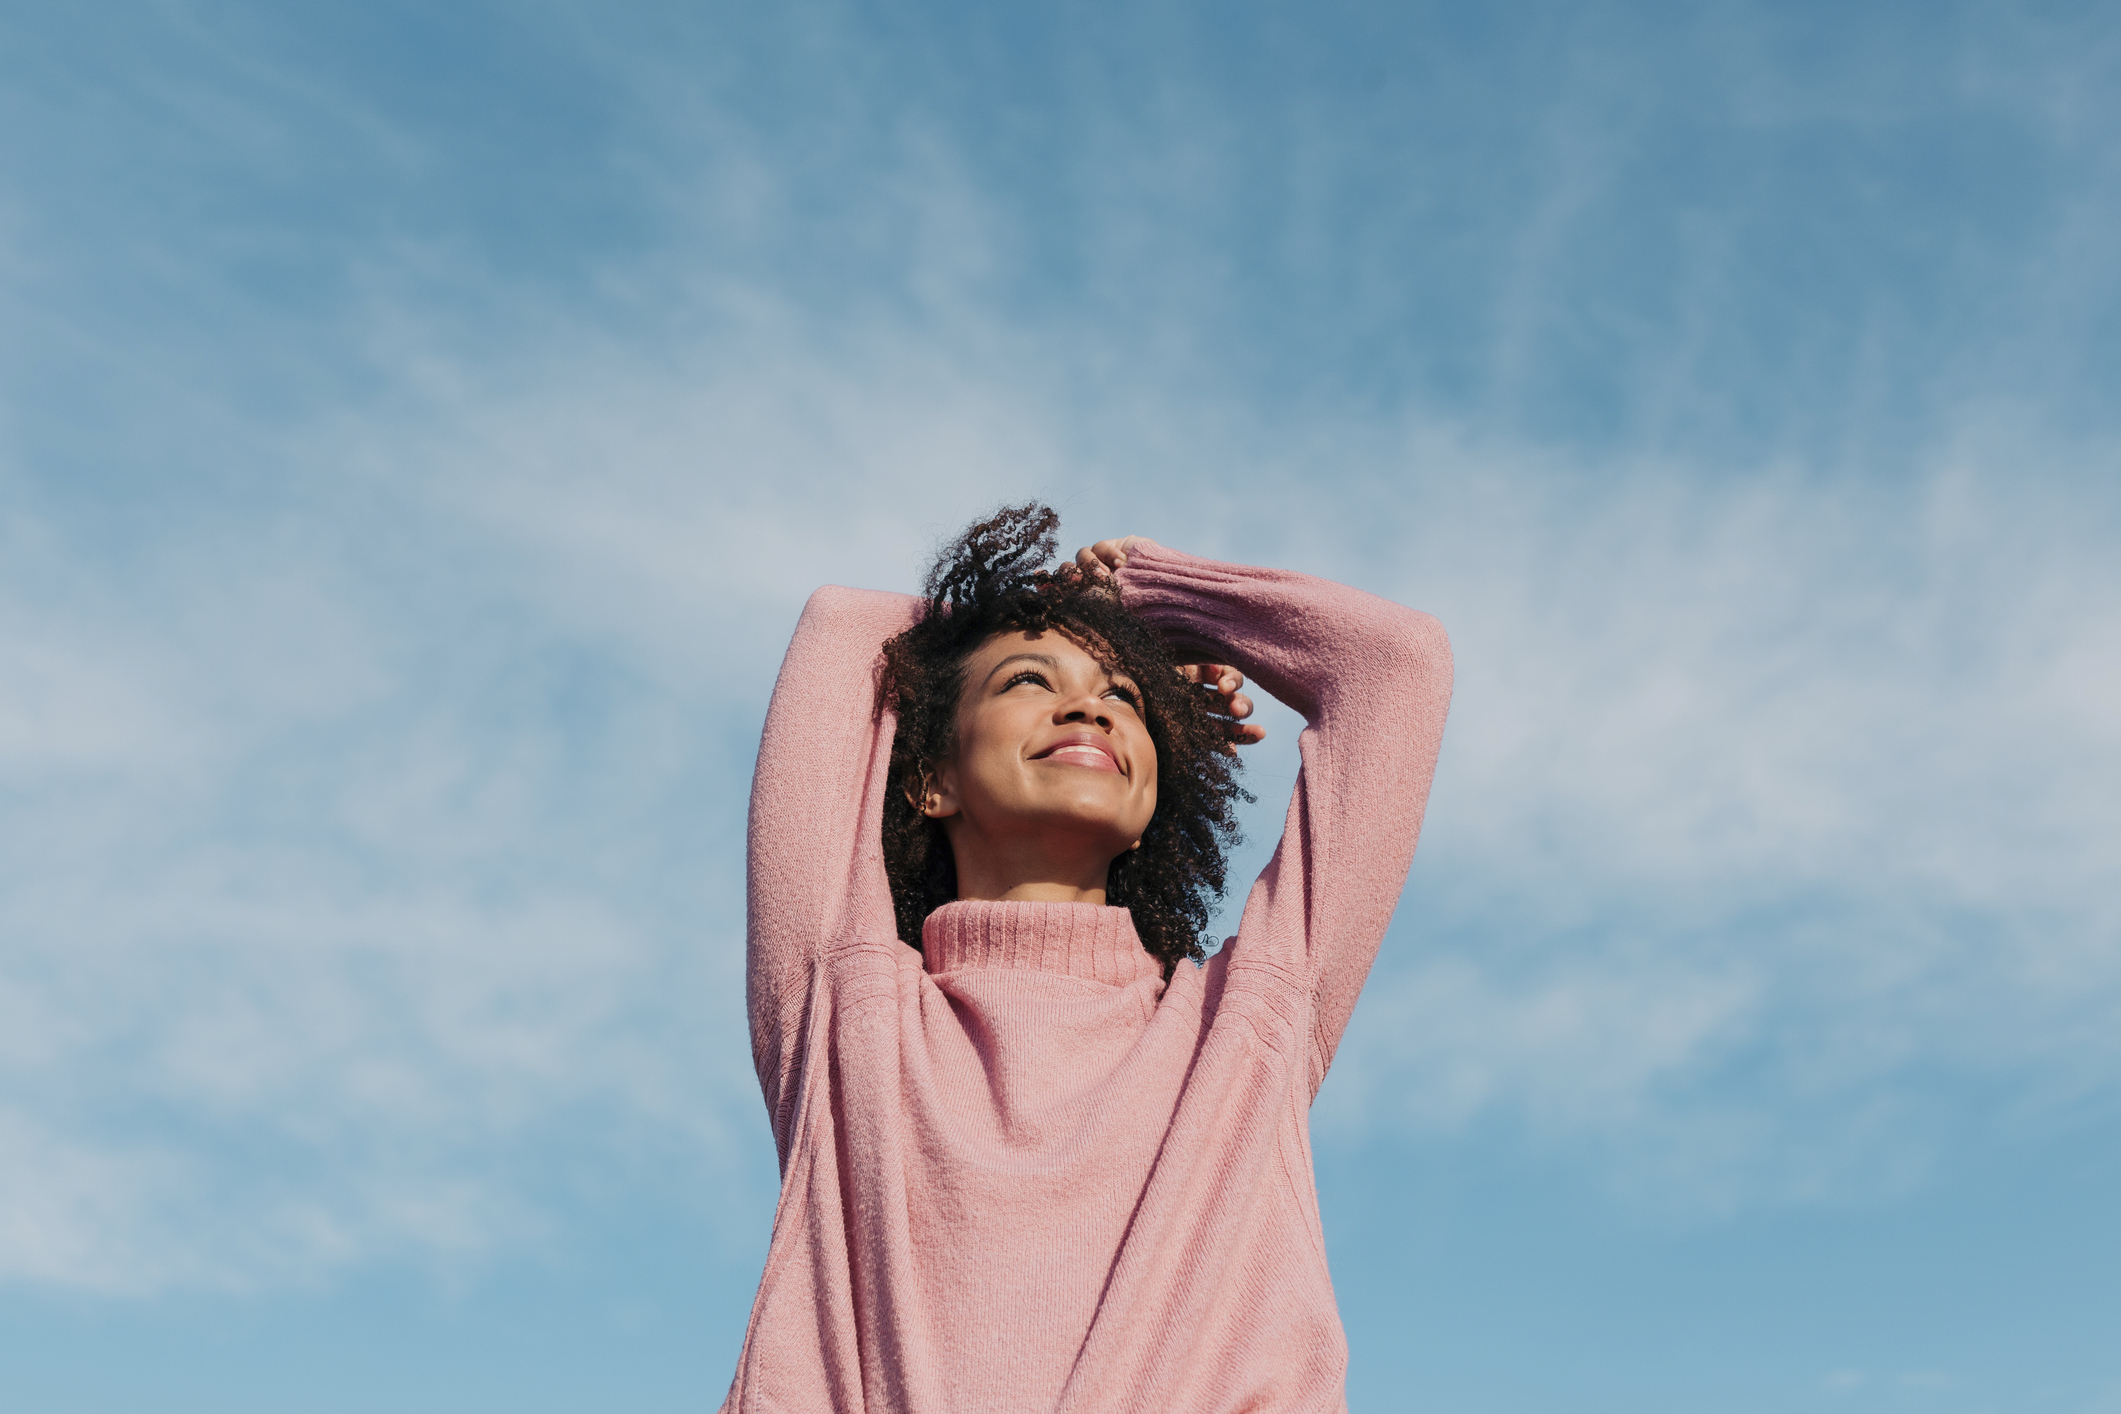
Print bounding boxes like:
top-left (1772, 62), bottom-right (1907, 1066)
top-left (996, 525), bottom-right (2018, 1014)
top-left (876, 503), bottom-right (1250, 970)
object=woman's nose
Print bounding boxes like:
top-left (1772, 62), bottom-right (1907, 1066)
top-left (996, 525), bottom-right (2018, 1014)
top-left (1058, 699), bottom-right (1113, 728)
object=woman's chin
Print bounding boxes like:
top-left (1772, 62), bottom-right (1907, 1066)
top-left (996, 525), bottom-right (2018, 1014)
top-left (1036, 788), bottom-right (1146, 831)
top-left (956, 774), bottom-right (1153, 853)
top-left (996, 799), bottom-right (1146, 854)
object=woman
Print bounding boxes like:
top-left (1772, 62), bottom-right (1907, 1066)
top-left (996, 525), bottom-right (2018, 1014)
top-left (727, 505), bottom-right (1452, 1413)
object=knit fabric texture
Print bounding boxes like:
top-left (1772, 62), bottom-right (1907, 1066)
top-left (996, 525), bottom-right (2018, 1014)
top-left (725, 544), bottom-right (1453, 1414)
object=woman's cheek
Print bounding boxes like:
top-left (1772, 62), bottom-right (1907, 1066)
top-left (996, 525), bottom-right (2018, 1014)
top-left (1132, 755), bottom-right (1159, 832)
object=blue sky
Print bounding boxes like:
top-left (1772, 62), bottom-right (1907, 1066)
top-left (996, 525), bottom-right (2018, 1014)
top-left (2, 1), bottom-right (2118, 1410)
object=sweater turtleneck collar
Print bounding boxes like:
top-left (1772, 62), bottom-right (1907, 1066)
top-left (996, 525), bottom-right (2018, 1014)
top-left (920, 899), bottom-right (1162, 986)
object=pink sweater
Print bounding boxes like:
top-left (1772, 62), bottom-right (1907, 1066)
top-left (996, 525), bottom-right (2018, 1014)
top-left (725, 545), bottom-right (1452, 1413)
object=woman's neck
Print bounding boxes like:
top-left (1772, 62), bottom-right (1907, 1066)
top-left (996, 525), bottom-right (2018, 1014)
top-left (945, 829), bottom-right (1115, 906)
top-left (962, 878), bottom-right (1109, 906)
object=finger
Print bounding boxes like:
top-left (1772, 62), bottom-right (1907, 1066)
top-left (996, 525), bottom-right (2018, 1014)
top-left (1224, 692), bottom-right (1254, 720)
top-left (1179, 663), bottom-right (1243, 690)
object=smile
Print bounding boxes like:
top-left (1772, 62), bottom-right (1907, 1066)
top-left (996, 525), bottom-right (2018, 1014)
top-left (1032, 737), bottom-right (1122, 773)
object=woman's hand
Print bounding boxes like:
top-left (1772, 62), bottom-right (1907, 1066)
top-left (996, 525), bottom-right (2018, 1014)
top-left (1074, 536), bottom-right (1265, 749)
top-left (1073, 536), bottom-right (1158, 580)
top-left (1181, 661), bottom-right (1267, 747)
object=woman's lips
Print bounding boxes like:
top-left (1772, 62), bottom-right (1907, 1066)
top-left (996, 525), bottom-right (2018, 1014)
top-left (1036, 741), bottom-right (1122, 773)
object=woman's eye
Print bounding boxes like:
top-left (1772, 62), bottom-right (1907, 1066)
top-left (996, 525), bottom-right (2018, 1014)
top-left (1004, 671), bottom-right (1050, 691)
top-left (1105, 686), bottom-right (1141, 708)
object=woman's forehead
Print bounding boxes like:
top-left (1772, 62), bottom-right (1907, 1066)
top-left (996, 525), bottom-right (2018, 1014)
top-left (969, 627), bottom-right (1126, 677)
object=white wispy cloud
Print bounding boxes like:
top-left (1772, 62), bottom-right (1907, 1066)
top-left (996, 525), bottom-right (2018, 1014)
top-left (1310, 428), bottom-right (2121, 1205)
top-left (0, 452), bottom-right (762, 1291)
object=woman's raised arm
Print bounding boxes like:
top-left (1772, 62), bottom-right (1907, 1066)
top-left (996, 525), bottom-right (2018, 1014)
top-left (1112, 541), bottom-right (1453, 1096)
top-left (747, 584), bottom-right (918, 1148)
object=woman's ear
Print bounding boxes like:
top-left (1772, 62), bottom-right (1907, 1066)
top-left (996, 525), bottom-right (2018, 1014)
top-left (911, 763), bottom-right (961, 820)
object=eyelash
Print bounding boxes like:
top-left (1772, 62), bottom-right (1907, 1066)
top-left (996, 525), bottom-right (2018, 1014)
top-left (1003, 671), bottom-right (1140, 708)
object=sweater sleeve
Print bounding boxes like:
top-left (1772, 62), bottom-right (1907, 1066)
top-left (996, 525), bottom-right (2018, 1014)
top-left (747, 584), bottom-right (920, 1152)
top-left (1115, 543), bottom-right (1453, 1095)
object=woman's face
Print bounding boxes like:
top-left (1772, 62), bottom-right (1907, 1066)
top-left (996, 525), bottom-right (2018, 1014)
top-left (927, 628), bottom-right (1159, 890)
